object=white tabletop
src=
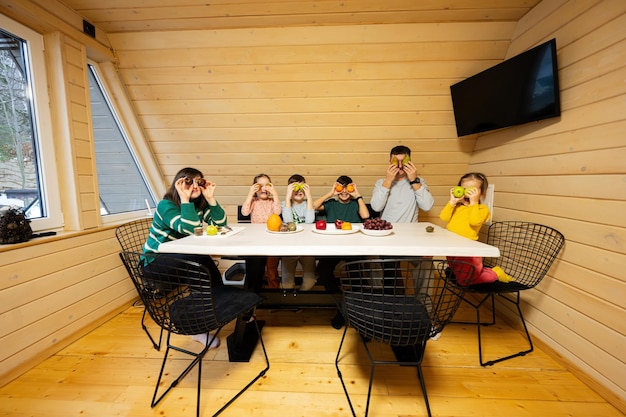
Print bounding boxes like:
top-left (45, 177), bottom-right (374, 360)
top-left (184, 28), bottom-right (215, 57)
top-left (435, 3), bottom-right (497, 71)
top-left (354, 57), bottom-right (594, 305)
top-left (158, 222), bottom-right (500, 258)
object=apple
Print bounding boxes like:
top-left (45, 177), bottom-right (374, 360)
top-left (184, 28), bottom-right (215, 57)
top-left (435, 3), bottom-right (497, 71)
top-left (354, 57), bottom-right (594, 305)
top-left (453, 186), bottom-right (465, 198)
top-left (334, 219), bottom-right (344, 229)
top-left (315, 220), bottom-right (327, 230)
top-left (206, 225), bottom-right (218, 236)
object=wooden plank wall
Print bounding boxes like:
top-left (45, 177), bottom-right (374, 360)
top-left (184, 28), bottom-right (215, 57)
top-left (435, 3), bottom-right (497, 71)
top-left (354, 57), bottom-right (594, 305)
top-left (467, 0), bottom-right (626, 408)
top-left (108, 23), bottom-right (519, 222)
top-left (0, 229), bottom-right (136, 386)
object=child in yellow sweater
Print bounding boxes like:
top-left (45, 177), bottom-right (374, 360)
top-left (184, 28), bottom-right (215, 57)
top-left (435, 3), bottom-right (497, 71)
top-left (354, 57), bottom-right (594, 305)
top-left (439, 172), bottom-right (512, 285)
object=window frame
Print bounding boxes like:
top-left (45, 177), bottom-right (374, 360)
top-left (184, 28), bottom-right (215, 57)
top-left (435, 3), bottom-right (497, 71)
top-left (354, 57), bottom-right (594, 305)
top-left (0, 14), bottom-right (63, 231)
top-left (86, 61), bottom-right (164, 225)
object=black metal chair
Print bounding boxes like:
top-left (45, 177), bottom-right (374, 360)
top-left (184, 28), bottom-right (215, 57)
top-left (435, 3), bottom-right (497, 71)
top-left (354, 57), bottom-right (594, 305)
top-left (115, 218), bottom-right (163, 350)
top-left (120, 251), bottom-right (270, 417)
top-left (335, 257), bottom-right (475, 417)
top-left (455, 221), bottom-right (565, 366)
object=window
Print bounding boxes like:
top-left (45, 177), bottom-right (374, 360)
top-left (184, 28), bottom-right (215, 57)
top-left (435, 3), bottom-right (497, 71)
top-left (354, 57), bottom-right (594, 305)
top-left (0, 15), bottom-right (62, 231)
top-left (87, 64), bottom-right (157, 220)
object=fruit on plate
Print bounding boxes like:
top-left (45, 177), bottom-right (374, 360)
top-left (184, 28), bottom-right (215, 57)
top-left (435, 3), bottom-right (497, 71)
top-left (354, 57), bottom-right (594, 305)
top-left (425, 225), bottom-right (435, 233)
top-left (287, 222), bottom-right (297, 231)
top-left (335, 184), bottom-right (344, 192)
top-left (267, 214), bottom-right (283, 232)
top-left (363, 217), bottom-right (393, 230)
top-left (206, 225), bottom-right (218, 236)
top-left (315, 220), bottom-right (327, 230)
top-left (402, 155), bottom-right (410, 166)
top-left (453, 186), bottom-right (465, 198)
top-left (346, 184), bottom-right (355, 193)
top-left (334, 219), bottom-right (344, 229)
top-left (341, 221), bottom-right (352, 230)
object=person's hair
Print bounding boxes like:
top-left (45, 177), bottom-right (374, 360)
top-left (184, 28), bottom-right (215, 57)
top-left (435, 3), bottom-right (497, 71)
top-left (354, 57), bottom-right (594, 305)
top-left (390, 145), bottom-right (411, 158)
top-left (336, 175), bottom-right (353, 186)
top-left (458, 172), bottom-right (489, 196)
top-left (163, 167), bottom-right (208, 210)
top-left (253, 173), bottom-right (271, 184)
top-left (288, 174), bottom-right (305, 184)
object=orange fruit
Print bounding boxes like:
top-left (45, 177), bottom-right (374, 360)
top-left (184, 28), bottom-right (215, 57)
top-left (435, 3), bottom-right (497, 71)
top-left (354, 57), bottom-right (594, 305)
top-left (266, 214), bottom-right (283, 232)
top-left (341, 222), bottom-right (352, 230)
top-left (335, 184), bottom-right (344, 192)
top-left (346, 184), bottom-right (355, 193)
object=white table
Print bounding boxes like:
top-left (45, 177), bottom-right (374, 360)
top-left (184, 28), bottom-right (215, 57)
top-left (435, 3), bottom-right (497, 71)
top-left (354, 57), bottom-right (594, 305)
top-left (158, 222), bottom-right (500, 258)
top-left (158, 222), bottom-right (499, 362)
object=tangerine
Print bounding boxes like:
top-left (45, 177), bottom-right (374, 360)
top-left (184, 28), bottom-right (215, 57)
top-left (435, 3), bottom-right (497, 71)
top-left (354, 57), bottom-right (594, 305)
top-left (335, 184), bottom-right (344, 192)
top-left (266, 214), bottom-right (283, 231)
top-left (346, 184), bottom-right (355, 193)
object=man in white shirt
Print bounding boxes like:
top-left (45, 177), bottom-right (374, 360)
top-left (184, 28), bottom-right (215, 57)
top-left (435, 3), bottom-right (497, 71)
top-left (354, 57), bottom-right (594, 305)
top-left (370, 145), bottom-right (434, 222)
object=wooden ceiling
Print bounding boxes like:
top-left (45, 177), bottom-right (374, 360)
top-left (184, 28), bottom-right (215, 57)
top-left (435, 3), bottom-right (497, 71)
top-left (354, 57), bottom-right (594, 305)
top-left (61, 0), bottom-right (542, 33)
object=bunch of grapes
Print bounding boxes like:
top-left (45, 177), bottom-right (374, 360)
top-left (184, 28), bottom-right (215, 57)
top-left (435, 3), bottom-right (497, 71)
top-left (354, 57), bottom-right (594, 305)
top-left (363, 217), bottom-right (393, 230)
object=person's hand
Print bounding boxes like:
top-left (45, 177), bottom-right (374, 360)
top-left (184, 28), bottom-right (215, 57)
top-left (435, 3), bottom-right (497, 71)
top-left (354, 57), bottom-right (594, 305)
top-left (301, 183), bottom-right (312, 198)
top-left (175, 177), bottom-right (193, 203)
top-left (332, 182), bottom-right (343, 196)
top-left (385, 163), bottom-right (400, 182)
top-left (448, 187), bottom-right (463, 206)
top-left (249, 183), bottom-right (261, 196)
top-left (464, 186), bottom-right (480, 205)
top-left (403, 161), bottom-right (418, 182)
top-left (200, 179), bottom-right (217, 201)
top-left (348, 183), bottom-right (360, 198)
top-left (265, 182), bottom-right (278, 198)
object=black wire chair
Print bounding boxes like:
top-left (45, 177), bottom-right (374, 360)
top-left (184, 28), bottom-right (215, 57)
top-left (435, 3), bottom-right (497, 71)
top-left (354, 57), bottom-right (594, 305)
top-left (120, 251), bottom-right (270, 417)
top-left (335, 257), bottom-right (475, 417)
top-left (115, 218), bottom-right (163, 350)
top-left (455, 221), bottom-right (565, 366)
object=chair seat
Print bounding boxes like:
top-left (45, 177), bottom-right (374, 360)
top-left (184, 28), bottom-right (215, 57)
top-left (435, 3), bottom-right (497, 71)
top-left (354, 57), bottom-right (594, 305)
top-left (169, 287), bottom-right (262, 335)
top-left (467, 281), bottom-right (530, 293)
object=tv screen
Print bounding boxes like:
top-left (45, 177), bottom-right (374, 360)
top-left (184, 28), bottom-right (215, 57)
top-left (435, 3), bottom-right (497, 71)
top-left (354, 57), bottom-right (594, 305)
top-left (450, 38), bottom-right (560, 137)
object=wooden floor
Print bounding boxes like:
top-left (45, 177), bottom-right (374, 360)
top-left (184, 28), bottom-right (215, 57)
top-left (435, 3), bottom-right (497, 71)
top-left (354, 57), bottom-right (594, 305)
top-left (0, 303), bottom-right (623, 417)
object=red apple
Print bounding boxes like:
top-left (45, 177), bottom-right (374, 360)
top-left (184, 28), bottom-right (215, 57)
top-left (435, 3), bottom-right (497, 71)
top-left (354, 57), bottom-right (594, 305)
top-left (315, 220), bottom-right (327, 230)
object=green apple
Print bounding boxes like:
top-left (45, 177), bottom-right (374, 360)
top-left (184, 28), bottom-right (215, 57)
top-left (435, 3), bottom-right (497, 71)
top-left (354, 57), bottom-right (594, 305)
top-left (206, 225), bottom-right (218, 236)
top-left (453, 186), bottom-right (465, 198)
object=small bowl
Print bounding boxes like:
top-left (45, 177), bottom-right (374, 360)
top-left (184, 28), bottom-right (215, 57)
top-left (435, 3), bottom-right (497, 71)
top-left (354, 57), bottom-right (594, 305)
top-left (361, 228), bottom-right (393, 237)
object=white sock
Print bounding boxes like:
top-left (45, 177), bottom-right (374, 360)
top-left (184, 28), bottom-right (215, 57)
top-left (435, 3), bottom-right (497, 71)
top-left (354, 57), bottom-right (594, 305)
top-left (191, 333), bottom-right (220, 348)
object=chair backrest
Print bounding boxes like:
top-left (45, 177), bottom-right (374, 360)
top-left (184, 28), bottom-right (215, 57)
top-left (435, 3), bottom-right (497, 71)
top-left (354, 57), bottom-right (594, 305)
top-left (237, 205), bottom-right (251, 223)
top-left (483, 221), bottom-right (565, 288)
top-left (337, 258), bottom-right (475, 346)
top-left (120, 251), bottom-right (220, 335)
top-left (115, 218), bottom-right (153, 252)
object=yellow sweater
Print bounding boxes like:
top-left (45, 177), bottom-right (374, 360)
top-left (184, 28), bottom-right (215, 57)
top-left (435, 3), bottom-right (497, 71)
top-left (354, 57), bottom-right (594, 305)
top-left (439, 203), bottom-right (490, 241)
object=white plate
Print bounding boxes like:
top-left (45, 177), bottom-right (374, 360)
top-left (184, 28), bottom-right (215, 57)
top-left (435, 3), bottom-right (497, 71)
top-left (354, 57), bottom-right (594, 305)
top-left (192, 226), bottom-right (244, 238)
top-left (312, 224), bottom-right (361, 235)
top-left (266, 225), bottom-right (304, 234)
top-left (361, 228), bottom-right (393, 237)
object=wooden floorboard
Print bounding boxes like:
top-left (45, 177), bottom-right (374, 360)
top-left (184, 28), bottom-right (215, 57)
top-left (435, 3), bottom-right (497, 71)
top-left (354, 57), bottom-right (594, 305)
top-left (0, 304), bottom-right (623, 417)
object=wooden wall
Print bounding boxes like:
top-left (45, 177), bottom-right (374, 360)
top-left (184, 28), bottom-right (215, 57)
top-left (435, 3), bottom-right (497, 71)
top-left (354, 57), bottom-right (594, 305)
top-left (467, 0), bottom-right (626, 408)
top-left (107, 23), bottom-right (519, 221)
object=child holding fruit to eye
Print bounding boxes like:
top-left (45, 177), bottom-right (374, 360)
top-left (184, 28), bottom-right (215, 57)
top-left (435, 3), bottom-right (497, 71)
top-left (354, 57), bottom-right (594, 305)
top-left (142, 166), bottom-right (228, 349)
top-left (439, 172), bottom-right (512, 285)
top-left (314, 175), bottom-right (370, 329)
top-left (241, 173), bottom-right (282, 288)
top-left (313, 175), bottom-right (370, 223)
top-left (281, 174), bottom-right (317, 291)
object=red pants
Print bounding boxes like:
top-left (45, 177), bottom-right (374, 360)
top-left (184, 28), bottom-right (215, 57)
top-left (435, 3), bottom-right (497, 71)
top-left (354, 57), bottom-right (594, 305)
top-left (447, 256), bottom-right (497, 286)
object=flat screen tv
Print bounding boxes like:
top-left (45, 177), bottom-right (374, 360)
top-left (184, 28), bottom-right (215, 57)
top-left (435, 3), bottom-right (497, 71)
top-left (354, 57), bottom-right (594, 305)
top-left (450, 38), bottom-right (560, 137)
